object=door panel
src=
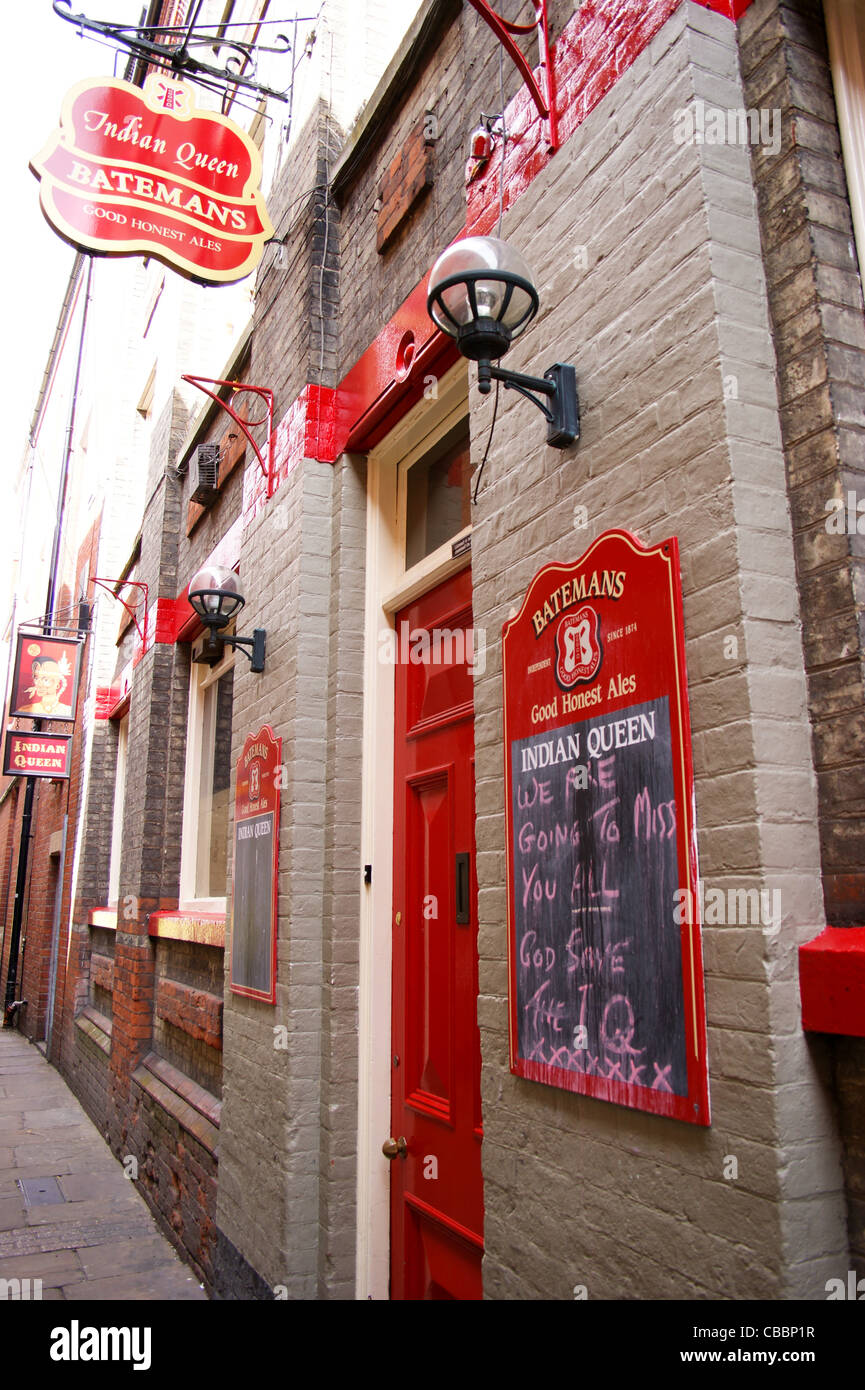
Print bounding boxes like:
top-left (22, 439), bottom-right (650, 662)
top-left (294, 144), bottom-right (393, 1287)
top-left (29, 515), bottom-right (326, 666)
top-left (391, 567), bottom-right (483, 1300)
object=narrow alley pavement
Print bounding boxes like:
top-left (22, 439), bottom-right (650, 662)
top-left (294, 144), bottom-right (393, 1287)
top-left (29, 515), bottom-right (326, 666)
top-left (0, 1030), bottom-right (206, 1300)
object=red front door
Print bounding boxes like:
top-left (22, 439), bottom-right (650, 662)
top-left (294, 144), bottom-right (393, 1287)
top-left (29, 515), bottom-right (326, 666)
top-left (390, 567), bottom-right (483, 1299)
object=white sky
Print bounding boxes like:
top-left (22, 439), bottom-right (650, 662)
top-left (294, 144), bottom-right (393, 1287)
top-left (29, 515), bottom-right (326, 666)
top-left (4, 2), bottom-right (144, 454)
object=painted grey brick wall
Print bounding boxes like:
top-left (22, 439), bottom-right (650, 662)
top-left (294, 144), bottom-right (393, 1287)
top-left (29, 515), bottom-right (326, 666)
top-left (318, 454), bottom-right (366, 1297)
top-left (739, 0), bottom-right (865, 1276)
top-left (217, 453), bottom-right (342, 1296)
top-left (470, 1), bottom-right (848, 1299)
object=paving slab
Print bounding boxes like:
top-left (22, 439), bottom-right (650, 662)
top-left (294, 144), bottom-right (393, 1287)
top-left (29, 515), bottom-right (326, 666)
top-left (0, 1031), bottom-right (207, 1302)
top-left (0, 1196), bottom-right (27, 1230)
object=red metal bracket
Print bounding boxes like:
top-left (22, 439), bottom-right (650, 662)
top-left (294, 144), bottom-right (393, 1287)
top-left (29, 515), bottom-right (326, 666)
top-left (466, 0), bottom-right (558, 150)
top-left (182, 375), bottom-right (275, 498)
top-left (90, 577), bottom-right (149, 648)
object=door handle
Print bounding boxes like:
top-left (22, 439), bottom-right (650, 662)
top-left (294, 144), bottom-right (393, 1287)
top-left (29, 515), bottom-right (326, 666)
top-left (455, 852), bottom-right (470, 924)
top-left (382, 1136), bottom-right (408, 1160)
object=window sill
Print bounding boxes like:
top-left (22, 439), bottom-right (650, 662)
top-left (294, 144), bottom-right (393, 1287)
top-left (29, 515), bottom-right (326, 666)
top-left (89, 908), bottom-right (118, 930)
top-left (149, 909), bottom-right (226, 948)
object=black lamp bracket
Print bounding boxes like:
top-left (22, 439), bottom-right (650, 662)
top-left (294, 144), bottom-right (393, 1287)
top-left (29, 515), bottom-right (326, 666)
top-left (193, 628), bottom-right (265, 673)
top-left (222, 630), bottom-right (266, 674)
top-left (478, 360), bottom-right (579, 448)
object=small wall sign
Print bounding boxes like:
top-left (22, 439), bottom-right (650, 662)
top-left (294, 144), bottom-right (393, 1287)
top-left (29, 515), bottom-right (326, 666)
top-left (31, 73), bottom-right (273, 284)
top-left (4, 732), bottom-right (72, 779)
top-left (230, 725), bottom-right (281, 1003)
top-left (502, 530), bottom-right (709, 1124)
top-left (9, 633), bottom-right (83, 722)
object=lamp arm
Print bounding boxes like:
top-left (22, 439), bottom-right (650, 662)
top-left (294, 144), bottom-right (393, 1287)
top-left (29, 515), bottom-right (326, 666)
top-left (221, 630), bottom-right (266, 674)
top-left (482, 361), bottom-right (579, 449)
top-left (490, 365), bottom-right (556, 421)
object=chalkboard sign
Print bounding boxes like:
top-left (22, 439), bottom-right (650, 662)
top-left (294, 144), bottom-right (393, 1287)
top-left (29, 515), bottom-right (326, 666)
top-left (230, 725), bottom-right (281, 1003)
top-left (503, 531), bottom-right (709, 1124)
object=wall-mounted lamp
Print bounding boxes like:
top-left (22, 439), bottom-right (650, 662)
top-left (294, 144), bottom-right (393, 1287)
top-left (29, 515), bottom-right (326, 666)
top-left (427, 235), bottom-right (579, 448)
top-left (187, 565), bottom-right (266, 673)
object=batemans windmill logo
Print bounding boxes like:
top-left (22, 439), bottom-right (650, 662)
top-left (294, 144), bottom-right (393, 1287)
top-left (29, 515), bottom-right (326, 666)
top-left (30, 72), bottom-right (273, 284)
top-left (554, 606), bottom-right (603, 690)
top-left (249, 760), bottom-right (260, 802)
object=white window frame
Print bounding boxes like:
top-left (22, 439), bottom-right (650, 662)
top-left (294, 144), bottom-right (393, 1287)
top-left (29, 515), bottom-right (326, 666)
top-left (107, 713), bottom-right (128, 908)
top-left (387, 385), bottom-right (472, 611)
top-left (824, 0), bottom-right (865, 284)
top-left (179, 636), bottom-right (236, 912)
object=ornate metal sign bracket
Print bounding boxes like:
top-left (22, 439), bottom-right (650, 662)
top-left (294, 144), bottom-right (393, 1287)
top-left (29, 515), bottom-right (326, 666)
top-left (89, 578), bottom-right (149, 646)
top-left (52, 0), bottom-right (317, 105)
top-left (466, 0), bottom-right (558, 150)
top-left (182, 376), bottom-right (276, 498)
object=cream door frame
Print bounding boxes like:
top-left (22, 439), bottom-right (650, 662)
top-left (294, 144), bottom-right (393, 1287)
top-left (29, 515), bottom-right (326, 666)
top-left (355, 359), bottom-right (470, 1300)
top-left (824, 0), bottom-right (865, 282)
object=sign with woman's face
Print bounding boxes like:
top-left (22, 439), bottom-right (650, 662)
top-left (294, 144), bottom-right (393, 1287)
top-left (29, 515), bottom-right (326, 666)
top-left (9, 634), bottom-right (83, 722)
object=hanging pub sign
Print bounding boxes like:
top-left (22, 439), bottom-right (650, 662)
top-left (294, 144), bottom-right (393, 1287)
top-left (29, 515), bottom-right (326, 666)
top-left (230, 724), bottom-right (281, 1004)
top-left (9, 633), bottom-right (83, 722)
top-left (30, 72), bottom-right (273, 285)
top-left (4, 731), bottom-right (72, 779)
top-left (502, 530), bottom-right (710, 1125)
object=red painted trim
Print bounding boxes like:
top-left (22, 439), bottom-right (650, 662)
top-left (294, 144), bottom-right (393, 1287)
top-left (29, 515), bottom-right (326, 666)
top-left (227, 0), bottom-right (757, 483)
top-left (107, 692), bottom-right (131, 720)
top-left (305, 384), bottom-right (337, 462)
top-left (153, 596), bottom-right (189, 644)
top-left (334, 279), bottom-right (460, 455)
top-left (95, 685), bottom-right (120, 720)
top-left (330, 0), bottom-right (753, 451)
top-left (800, 927), bottom-right (865, 1037)
top-left (696, 0), bottom-right (753, 19)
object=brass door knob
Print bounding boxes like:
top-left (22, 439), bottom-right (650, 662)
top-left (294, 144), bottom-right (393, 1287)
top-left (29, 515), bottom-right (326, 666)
top-left (382, 1136), bottom-right (407, 1160)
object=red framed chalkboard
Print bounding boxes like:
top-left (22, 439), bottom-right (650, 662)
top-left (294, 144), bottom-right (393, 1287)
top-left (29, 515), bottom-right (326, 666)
top-left (502, 530), bottom-right (709, 1125)
top-left (230, 724), bottom-right (281, 1004)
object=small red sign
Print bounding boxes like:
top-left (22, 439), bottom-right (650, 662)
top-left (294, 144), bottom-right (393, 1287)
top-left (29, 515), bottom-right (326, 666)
top-left (4, 731), bottom-right (72, 779)
top-left (503, 530), bottom-right (709, 1125)
top-left (31, 73), bottom-right (273, 284)
top-left (9, 633), bottom-right (83, 722)
top-left (231, 725), bottom-right (281, 1003)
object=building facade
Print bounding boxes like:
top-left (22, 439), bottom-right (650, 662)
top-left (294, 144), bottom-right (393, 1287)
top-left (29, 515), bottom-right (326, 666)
top-left (3, 0), bottom-right (865, 1300)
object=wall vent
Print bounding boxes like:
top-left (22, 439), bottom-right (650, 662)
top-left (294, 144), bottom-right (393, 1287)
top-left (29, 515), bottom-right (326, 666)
top-left (190, 443), bottom-right (221, 504)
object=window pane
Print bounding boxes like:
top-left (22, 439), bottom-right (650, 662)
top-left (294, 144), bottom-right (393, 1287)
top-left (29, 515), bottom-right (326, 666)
top-left (405, 421), bottom-right (472, 568)
top-left (197, 665), bottom-right (234, 897)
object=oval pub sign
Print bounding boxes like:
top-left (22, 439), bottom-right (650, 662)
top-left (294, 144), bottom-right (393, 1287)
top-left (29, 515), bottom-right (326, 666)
top-left (30, 72), bottom-right (273, 284)
top-left (502, 530), bottom-right (710, 1125)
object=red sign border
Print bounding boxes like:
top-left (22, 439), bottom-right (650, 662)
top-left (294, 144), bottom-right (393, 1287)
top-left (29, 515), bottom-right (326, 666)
top-left (502, 529), bottom-right (710, 1126)
top-left (3, 730), bottom-right (72, 780)
top-left (9, 632), bottom-right (84, 724)
top-left (230, 723), bottom-right (281, 1005)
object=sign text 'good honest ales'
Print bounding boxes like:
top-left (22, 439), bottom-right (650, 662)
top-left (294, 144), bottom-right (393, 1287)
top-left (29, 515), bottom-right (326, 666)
top-left (31, 73), bottom-right (273, 284)
top-left (502, 530), bottom-right (709, 1124)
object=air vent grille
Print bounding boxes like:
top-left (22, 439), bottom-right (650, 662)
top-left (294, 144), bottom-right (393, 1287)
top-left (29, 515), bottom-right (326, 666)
top-left (190, 443), bottom-right (221, 504)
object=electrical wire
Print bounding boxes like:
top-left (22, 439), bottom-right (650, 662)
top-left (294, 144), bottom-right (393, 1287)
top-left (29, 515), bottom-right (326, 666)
top-left (474, 43), bottom-right (508, 504)
top-left (473, 379), bottom-right (500, 506)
